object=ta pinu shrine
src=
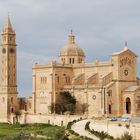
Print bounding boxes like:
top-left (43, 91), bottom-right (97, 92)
top-left (0, 16), bottom-right (140, 124)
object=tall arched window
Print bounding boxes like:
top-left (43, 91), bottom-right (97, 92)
top-left (72, 58), bottom-right (74, 64)
top-left (11, 97), bottom-right (13, 103)
top-left (108, 104), bottom-right (112, 114)
top-left (126, 97), bottom-right (131, 114)
top-left (69, 58), bottom-right (71, 64)
top-left (11, 108), bottom-right (14, 113)
top-left (57, 76), bottom-right (59, 83)
top-left (2, 97), bottom-right (5, 103)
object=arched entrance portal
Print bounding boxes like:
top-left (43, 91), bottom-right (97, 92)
top-left (126, 97), bottom-right (131, 114)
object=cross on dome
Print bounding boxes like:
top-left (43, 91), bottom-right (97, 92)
top-left (70, 29), bottom-right (73, 35)
top-left (124, 41), bottom-right (128, 50)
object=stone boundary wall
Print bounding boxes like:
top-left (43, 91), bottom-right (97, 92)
top-left (0, 118), bottom-right (8, 123)
top-left (19, 114), bottom-right (85, 126)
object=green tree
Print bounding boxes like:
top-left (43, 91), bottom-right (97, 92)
top-left (81, 103), bottom-right (89, 114)
top-left (117, 132), bottom-right (133, 140)
top-left (14, 131), bottom-right (31, 140)
top-left (14, 110), bottom-right (21, 123)
top-left (56, 91), bottom-right (76, 114)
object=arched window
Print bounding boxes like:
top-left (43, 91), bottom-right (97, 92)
top-left (57, 76), bottom-right (59, 83)
top-left (11, 108), bottom-right (14, 113)
top-left (2, 97), bottom-right (5, 103)
top-left (68, 76), bottom-right (70, 83)
top-left (72, 58), bottom-right (74, 64)
top-left (25, 104), bottom-right (27, 111)
top-left (108, 104), bottom-right (112, 114)
top-left (4, 36), bottom-right (6, 42)
top-left (40, 77), bottom-right (42, 84)
top-left (10, 37), bottom-right (12, 41)
top-left (78, 58), bottom-right (80, 63)
top-left (63, 58), bottom-right (65, 64)
top-left (11, 97), bottom-right (13, 103)
top-left (69, 58), bottom-right (71, 64)
top-left (126, 97), bottom-right (131, 114)
top-left (107, 90), bottom-right (112, 96)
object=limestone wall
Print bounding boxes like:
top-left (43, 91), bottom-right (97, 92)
top-left (19, 114), bottom-right (85, 126)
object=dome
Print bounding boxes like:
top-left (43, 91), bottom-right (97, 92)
top-left (59, 32), bottom-right (85, 57)
top-left (60, 44), bottom-right (85, 56)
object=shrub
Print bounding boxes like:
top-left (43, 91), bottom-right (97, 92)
top-left (34, 130), bottom-right (44, 135)
top-left (118, 123), bottom-right (122, 127)
top-left (125, 124), bottom-right (130, 129)
top-left (13, 131), bottom-right (31, 140)
top-left (85, 121), bottom-right (114, 140)
top-left (119, 132), bottom-right (133, 140)
top-left (67, 119), bottom-right (92, 140)
top-left (85, 121), bottom-right (90, 131)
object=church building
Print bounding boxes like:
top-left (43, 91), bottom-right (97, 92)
top-left (0, 17), bottom-right (140, 123)
top-left (32, 31), bottom-right (140, 117)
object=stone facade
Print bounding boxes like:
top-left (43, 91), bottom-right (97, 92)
top-left (0, 17), bottom-right (140, 124)
top-left (32, 33), bottom-right (140, 117)
top-left (0, 16), bottom-right (18, 122)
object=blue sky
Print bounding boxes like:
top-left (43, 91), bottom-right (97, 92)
top-left (0, 0), bottom-right (140, 97)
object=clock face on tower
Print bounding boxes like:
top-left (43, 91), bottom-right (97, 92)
top-left (10, 48), bottom-right (14, 54)
top-left (2, 48), bottom-right (6, 54)
top-left (119, 54), bottom-right (135, 80)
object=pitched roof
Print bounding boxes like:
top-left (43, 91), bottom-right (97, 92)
top-left (4, 15), bottom-right (13, 30)
top-left (86, 73), bottom-right (97, 80)
top-left (112, 47), bottom-right (137, 57)
top-left (124, 85), bottom-right (140, 92)
top-left (72, 73), bottom-right (84, 80)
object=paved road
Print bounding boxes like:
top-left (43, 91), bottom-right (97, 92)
top-left (71, 119), bottom-right (99, 140)
top-left (71, 119), bottom-right (140, 139)
top-left (89, 121), bottom-right (129, 138)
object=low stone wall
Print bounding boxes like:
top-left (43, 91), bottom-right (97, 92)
top-left (0, 118), bottom-right (8, 123)
top-left (131, 124), bottom-right (140, 140)
top-left (19, 114), bottom-right (85, 126)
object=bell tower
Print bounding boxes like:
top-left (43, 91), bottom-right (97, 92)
top-left (0, 16), bottom-right (18, 122)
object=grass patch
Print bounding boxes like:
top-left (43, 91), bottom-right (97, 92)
top-left (0, 123), bottom-right (67, 140)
